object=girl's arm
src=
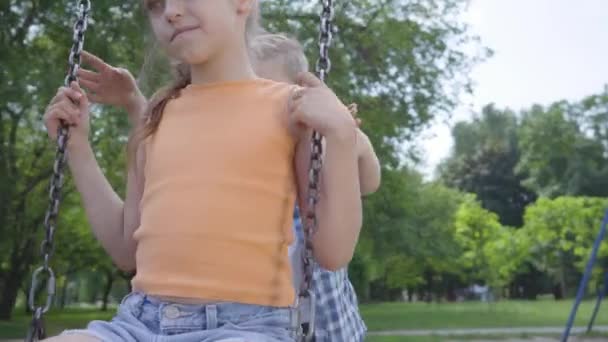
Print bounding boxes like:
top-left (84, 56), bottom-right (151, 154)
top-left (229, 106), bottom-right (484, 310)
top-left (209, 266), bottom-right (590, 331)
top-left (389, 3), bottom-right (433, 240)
top-left (78, 51), bottom-right (147, 125)
top-left (120, 142), bottom-right (146, 271)
top-left (295, 126), bottom-right (362, 271)
top-left (124, 93), bottom-right (148, 126)
top-left (291, 73), bottom-right (363, 271)
top-left (44, 82), bottom-right (142, 271)
top-left (66, 139), bottom-right (139, 271)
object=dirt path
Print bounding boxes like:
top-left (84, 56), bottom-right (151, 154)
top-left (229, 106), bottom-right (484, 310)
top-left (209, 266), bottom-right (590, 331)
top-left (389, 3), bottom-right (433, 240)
top-left (447, 338), bottom-right (605, 342)
top-left (369, 326), bottom-right (608, 342)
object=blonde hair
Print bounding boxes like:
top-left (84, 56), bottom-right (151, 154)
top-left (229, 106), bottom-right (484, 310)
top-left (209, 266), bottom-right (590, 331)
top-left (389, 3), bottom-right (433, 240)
top-left (250, 33), bottom-right (359, 118)
top-left (129, 0), bottom-right (262, 165)
top-left (250, 33), bottom-right (309, 82)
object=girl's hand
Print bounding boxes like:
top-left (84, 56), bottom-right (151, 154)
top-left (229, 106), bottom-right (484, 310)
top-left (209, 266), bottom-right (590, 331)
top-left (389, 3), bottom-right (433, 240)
top-left (78, 51), bottom-right (142, 112)
top-left (43, 82), bottom-right (90, 147)
top-left (289, 72), bottom-right (357, 143)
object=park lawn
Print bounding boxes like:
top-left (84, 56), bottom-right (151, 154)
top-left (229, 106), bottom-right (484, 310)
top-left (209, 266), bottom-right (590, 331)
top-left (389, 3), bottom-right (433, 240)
top-left (360, 299), bottom-right (608, 331)
top-left (366, 337), bottom-right (446, 342)
top-left (1, 300), bottom-right (608, 340)
top-left (0, 308), bottom-right (114, 339)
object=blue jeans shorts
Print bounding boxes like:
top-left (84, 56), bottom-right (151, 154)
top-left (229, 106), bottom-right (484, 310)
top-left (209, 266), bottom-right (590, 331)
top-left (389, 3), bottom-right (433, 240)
top-left (62, 292), bottom-right (295, 341)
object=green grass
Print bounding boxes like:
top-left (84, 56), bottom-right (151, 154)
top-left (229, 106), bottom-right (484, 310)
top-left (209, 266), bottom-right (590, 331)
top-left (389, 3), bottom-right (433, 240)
top-left (360, 299), bottom-right (608, 331)
top-left (366, 336), bottom-right (446, 342)
top-left (365, 333), bottom-right (608, 342)
top-left (0, 308), bottom-right (113, 339)
top-left (365, 335), bottom-right (532, 342)
top-left (1, 300), bottom-right (608, 340)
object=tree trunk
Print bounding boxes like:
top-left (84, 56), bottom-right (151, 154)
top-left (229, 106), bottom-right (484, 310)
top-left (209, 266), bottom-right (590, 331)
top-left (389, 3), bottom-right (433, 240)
top-left (446, 284), bottom-right (456, 302)
top-left (558, 254), bottom-right (568, 299)
top-left (0, 269), bottom-right (22, 320)
top-left (59, 274), bottom-right (70, 309)
top-left (21, 285), bottom-right (30, 314)
top-left (0, 256), bottom-right (30, 320)
top-left (101, 271), bottom-right (115, 311)
top-left (552, 283), bottom-right (564, 300)
top-left (0, 237), bottom-right (35, 320)
top-left (424, 271), bottom-right (433, 303)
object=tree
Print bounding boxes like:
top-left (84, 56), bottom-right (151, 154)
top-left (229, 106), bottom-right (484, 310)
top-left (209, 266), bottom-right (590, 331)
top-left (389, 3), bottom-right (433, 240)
top-left (1, 0), bottom-right (483, 317)
top-left (263, 0), bottom-right (487, 165)
top-left (354, 167), bottom-right (465, 302)
top-left (0, 1), bottom-right (142, 318)
top-left (517, 102), bottom-right (608, 198)
top-left (439, 105), bottom-right (536, 227)
top-left (521, 197), bottom-right (608, 298)
top-left (453, 195), bottom-right (522, 290)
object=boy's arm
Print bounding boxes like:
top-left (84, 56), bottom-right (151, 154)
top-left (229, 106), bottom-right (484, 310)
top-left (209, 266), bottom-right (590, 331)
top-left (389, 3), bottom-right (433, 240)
top-left (356, 129), bottom-right (381, 195)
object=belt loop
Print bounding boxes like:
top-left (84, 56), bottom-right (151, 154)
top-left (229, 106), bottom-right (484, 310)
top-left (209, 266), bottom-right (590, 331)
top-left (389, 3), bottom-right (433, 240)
top-left (206, 304), bottom-right (218, 329)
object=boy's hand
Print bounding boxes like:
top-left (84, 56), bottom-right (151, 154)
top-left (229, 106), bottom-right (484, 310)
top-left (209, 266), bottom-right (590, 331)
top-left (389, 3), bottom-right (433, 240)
top-left (78, 51), bottom-right (142, 112)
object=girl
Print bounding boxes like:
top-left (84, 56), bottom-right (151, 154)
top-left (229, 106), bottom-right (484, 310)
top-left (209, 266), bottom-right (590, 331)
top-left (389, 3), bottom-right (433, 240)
top-left (74, 32), bottom-right (380, 342)
top-left (42, 0), bottom-right (362, 341)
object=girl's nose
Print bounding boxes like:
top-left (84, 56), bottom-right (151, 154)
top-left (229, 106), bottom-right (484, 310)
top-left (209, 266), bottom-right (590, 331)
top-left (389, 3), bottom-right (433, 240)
top-left (164, 0), bottom-right (185, 24)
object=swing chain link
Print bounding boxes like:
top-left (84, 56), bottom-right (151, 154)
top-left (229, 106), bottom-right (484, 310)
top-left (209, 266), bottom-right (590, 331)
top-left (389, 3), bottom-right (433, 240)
top-left (315, 0), bottom-right (334, 81)
top-left (25, 1), bottom-right (91, 341)
top-left (297, 1), bottom-right (334, 341)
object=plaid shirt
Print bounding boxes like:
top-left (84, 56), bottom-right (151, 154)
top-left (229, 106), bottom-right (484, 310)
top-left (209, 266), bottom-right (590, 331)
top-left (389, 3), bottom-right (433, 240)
top-left (292, 209), bottom-right (367, 342)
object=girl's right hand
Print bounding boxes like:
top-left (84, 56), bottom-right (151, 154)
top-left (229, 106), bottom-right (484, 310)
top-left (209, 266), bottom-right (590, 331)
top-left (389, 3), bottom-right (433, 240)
top-left (43, 82), bottom-right (90, 146)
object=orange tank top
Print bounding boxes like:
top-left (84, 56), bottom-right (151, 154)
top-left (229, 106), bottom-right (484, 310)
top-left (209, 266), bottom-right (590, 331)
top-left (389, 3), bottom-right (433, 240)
top-left (132, 79), bottom-right (297, 307)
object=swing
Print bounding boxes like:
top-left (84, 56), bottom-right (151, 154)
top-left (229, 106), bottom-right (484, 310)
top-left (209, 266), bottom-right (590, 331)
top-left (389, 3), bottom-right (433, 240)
top-left (24, 1), bottom-right (334, 341)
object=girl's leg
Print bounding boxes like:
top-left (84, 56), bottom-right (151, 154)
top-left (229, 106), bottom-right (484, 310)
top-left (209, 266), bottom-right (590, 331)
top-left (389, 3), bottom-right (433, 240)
top-left (43, 334), bottom-right (101, 341)
top-left (45, 292), bottom-right (153, 341)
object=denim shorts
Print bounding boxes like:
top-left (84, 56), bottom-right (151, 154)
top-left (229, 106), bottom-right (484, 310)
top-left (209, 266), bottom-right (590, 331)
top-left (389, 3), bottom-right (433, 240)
top-left (62, 292), bottom-right (295, 341)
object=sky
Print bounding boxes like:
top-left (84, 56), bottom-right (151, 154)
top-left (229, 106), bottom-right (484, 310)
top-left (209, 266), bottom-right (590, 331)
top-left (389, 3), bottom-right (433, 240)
top-left (417, 0), bottom-right (608, 178)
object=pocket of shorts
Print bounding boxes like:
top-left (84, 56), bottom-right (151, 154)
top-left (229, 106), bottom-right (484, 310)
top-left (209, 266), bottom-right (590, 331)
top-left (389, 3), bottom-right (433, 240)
top-left (117, 292), bottom-right (145, 320)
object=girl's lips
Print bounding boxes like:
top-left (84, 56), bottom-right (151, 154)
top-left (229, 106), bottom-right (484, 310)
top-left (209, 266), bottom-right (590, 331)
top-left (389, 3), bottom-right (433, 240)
top-left (171, 26), bottom-right (200, 42)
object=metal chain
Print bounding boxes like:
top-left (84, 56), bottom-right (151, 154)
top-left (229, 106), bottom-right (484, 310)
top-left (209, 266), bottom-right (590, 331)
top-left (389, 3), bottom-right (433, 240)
top-left (296, 1), bottom-right (334, 341)
top-left (25, 1), bottom-right (91, 341)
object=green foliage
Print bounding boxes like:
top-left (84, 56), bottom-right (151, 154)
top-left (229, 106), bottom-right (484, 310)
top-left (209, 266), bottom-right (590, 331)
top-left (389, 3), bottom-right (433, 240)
top-left (453, 195), bottom-right (527, 289)
top-left (0, 0), bottom-right (143, 318)
top-left (353, 167), bottom-right (466, 300)
top-left (1, 0), bottom-right (482, 315)
top-left (263, 0), bottom-right (487, 164)
top-left (439, 105), bottom-right (536, 227)
top-left (517, 102), bottom-right (608, 198)
top-left (440, 92), bottom-right (608, 299)
top-left (4, 0), bottom-right (608, 315)
top-left (521, 196), bottom-right (608, 293)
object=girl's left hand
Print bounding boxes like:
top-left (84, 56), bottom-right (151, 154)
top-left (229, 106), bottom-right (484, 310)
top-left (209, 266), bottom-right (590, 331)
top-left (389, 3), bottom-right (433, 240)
top-left (288, 72), bottom-right (357, 142)
top-left (77, 51), bottom-right (142, 111)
